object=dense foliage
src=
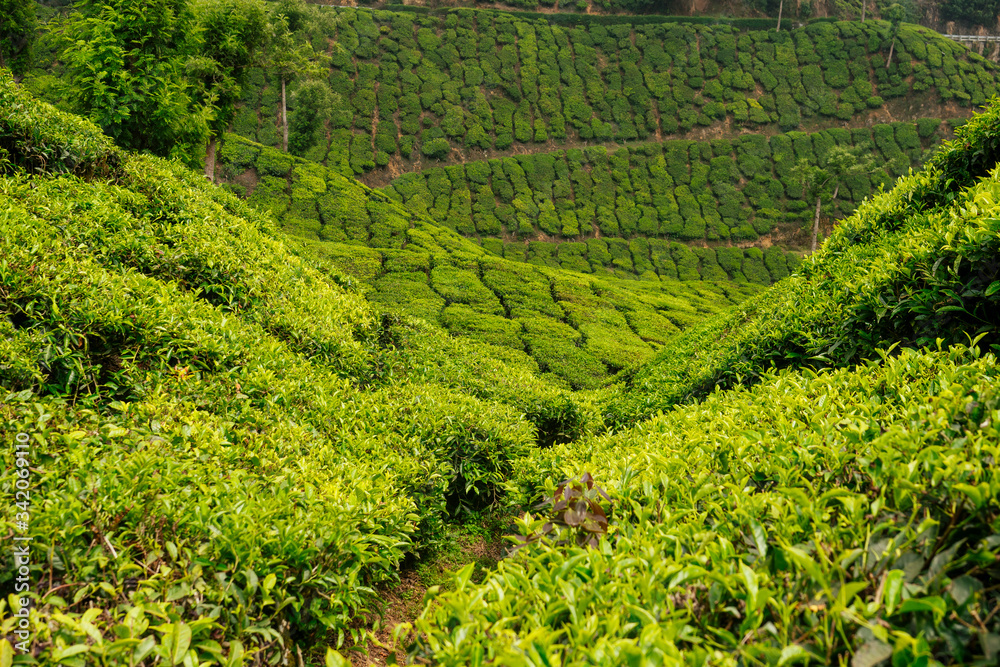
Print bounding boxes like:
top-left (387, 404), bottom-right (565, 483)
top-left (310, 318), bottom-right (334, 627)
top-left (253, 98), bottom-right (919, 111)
top-left (4, 6), bottom-right (1000, 665)
top-left (410, 343), bottom-right (1000, 665)
top-left (0, 71), bottom-right (122, 178)
top-left (941, 0), bottom-right (1000, 27)
top-left (231, 8), bottom-right (994, 176)
top-left (0, 77), bottom-right (595, 664)
top-left (602, 96), bottom-right (1000, 427)
top-left (59, 0), bottom-right (211, 164)
top-left (0, 0), bottom-right (36, 75)
top-left (215, 134), bottom-right (759, 388)
top-left (397, 96), bottom-right (1000, 667)
top-left (378, 120), bottom-right (945, 247)
top-left (218, 133), bottom-right (806, 279)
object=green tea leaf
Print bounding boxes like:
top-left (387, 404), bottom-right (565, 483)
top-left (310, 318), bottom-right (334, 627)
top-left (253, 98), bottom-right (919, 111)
top-left (750, 519), bottom-right (768, 558)
top-left (898, 596), bottom-right (947, 623)
top-left (162, 622), bottom-right (192, 666)
top-left (884, 570), bottom-right (905, 616)
top-left (326, 647), bottom-right (349, 667)
top-left (133, 636), bottom-right (156, 664)
top-left (851, 640), bottom-right (893, 667)
top-left (0, 640), bottom-right (13, 667)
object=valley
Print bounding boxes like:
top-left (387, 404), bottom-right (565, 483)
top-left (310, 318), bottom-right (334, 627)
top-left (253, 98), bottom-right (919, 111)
top-left (2, 1), bottom-right (1000, 665)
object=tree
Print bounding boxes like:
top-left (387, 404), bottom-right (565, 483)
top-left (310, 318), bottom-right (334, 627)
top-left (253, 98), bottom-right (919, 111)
top-left (792, 146), bottom-right (874, 252)
top-left (192, 0), bottom-right (268, 180)
top-left (60, 0), bottom-right (210, 165)
top-left (776, 0), bottom-right (784, 31)
top-left (834, 0), bottom-right (867, 21)
top-left (268, 11), bottom-right (326, 152)
top-left (885, 3), bottom-right (906, 69)
top-left (0, 0), bottom-right (37, 76)
top-left (288, 78), bottom-right (335, 156)
top-left (941, 0), bottom-right (1000, 28)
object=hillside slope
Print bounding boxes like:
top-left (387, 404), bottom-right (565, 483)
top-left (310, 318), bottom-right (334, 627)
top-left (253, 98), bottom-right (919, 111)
top-left (235, 9), bottom-right (992, 179)
top-left (4, 62), bottom-right (1000, 667)
top-left (218, 133), bottom-right (761, 389)
top-left (375, 119), bottom-right (951, 251)
top-left (0, 71), bottom-right (592, 664)
top-left (602, 96), bottom-right (1000, 426)
top-left (402, 95), bottom-right (1000, 667)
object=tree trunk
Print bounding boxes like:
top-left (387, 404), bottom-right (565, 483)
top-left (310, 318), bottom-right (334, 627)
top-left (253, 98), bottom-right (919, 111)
top-left (811, 195), bottom-right (822, 253)
top-left (777, 0), bottom-right (783, 32)
top-left (281, 77), bottom-right (289, 152)
top-left (887, 38), bottom-right (895, 69)
top-left (204, 135), bottom-right (217, 183)
top-left (861, 0), bottom-right (865, 22)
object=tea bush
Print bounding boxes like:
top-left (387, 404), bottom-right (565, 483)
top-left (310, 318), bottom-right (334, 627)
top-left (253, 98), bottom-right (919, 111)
top-left (0, 72), bottom-right (122, 179)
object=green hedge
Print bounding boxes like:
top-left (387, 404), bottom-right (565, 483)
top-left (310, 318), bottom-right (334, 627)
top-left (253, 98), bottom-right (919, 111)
top-left (0, 71), bottom-right (123, 178)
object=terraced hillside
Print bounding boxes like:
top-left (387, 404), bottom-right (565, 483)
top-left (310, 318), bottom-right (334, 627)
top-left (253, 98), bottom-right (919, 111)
top-left (233, 8), bottom-right (993, 179)
top-left (218, 134), bottom-right (760, 388)
top-left (0, 72), bottom-right (597, 664)
top-left (376, 119), bottom-right (950, 251)
top-left (401, 82), bottom-right (1000, 667)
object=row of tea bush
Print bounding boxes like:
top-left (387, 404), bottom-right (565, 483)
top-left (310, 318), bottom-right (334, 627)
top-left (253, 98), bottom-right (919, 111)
top-left (233, 8), bottom-right (991, 175)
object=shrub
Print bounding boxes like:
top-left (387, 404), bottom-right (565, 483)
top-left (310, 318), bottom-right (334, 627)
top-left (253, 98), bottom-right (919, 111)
top-left (742, 246), bottom-right (771, 285)
top-left (422, 138), bottom-right (452, 160)
top-left (671, 242), bottom-right (700, 281)
top-left (715, 246), bottom-right (746, 281)
top-left (763, 245), bottom-right (789, 282)
top-left (917, 117), bottom-right (942, 139)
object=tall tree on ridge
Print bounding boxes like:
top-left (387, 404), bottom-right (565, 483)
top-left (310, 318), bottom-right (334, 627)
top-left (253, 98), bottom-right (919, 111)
top-left (268, 12), bottom-right (325, 153)
top-left (288, 78), bottom-right (336, 156)
top-left (792, 146), bottom-right (874, 253)
top-left (886, 3), bottom-right (905, 70)
top-left (61, 0), bottom-right (210, 165)
top-left (0, 0), bottom-right (37, 76)
top-left (192, 0), bottom-right (268, 181)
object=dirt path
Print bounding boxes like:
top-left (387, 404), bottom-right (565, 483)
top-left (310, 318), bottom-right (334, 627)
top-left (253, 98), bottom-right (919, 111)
top-left (338, 531), bottom-right (507, 667)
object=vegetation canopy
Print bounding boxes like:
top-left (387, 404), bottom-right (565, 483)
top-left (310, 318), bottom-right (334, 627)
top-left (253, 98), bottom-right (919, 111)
top-left (3, 2), bottom-right (1000, 666)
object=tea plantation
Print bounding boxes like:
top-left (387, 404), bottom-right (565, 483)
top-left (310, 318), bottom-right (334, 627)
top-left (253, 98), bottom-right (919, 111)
top-left (0, 71), bottom-right (603, 664)
top-left (3, 3), bottom-right (1000, 666)
top-left (217, 133), bottom-right (761, 389)
top-left (401, 91), bottom-right (1000, 666)
top-left (377, 119), bottom-right (948, 247)
top-left (232, 7), bottom-right (995, 175)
